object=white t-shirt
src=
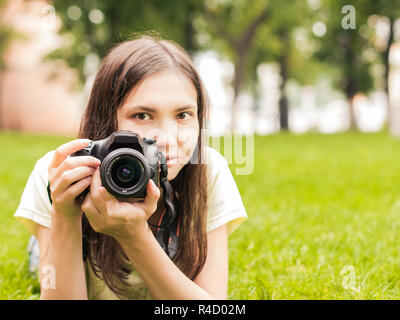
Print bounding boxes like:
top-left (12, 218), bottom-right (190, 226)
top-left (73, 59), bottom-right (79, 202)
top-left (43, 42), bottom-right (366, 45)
top-left (14, 145), bottom-right (248, 299)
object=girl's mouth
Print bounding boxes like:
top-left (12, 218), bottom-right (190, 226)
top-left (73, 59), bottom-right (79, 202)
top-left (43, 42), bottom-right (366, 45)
top-left (166, 157), bottom-right (178, 166)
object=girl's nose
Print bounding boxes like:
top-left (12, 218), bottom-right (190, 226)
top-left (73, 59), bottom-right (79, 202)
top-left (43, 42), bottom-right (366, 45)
top-left (149, 121), bottom-right (179, 154)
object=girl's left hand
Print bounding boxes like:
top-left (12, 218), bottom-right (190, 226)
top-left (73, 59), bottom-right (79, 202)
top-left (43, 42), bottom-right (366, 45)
top-left (81, 167), bottom-right (161, 244)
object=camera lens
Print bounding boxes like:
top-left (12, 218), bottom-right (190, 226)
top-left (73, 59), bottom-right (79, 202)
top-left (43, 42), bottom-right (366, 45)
top-left (117, 164), bottom-right (135, 183)
top-left (111, 157), bottom-right (142, 189)
top-left (100, 147), bottom-right (152, 198)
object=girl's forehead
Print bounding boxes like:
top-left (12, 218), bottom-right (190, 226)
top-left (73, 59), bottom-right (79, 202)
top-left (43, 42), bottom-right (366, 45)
top-left (135, 71), bottom-right (196, 95)
top-left (121, 71), bottom-right (198, 110)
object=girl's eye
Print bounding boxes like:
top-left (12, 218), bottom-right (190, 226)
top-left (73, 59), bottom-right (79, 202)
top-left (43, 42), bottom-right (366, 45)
top-left (133, 113), bottom-right (151, 121)
top-left (132, 112), bottom-right (192, 121)
top-left (177, 112), bottom-right (192, 120)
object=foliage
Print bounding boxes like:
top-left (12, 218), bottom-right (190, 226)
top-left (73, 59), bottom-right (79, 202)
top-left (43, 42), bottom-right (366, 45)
top-left (47, 0), bottom-right (202, 84)
top-left (311, 0), bottom-right (396, 97)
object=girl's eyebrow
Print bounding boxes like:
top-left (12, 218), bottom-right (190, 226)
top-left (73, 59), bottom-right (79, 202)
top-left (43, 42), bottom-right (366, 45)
top-left (129, 105), bottom-right (197, 113)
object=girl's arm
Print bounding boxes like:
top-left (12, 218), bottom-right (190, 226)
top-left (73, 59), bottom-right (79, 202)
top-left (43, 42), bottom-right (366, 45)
top-left (119, 224), bottom-right (228, 300)
top-left (37, 210), bottom-right (88, 300)
top-left (38, 138), bottom-right (99, 299)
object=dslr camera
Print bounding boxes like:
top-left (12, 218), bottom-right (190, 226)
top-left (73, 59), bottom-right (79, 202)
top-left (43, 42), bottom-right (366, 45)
top-left (71, 130), bottom-right (167, 199)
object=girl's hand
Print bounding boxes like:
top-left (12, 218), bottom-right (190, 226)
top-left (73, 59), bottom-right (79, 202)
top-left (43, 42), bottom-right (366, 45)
top-left (48, 139), bottom-right (101, 218)
top-left (81, 167), bottom-right (161, 243)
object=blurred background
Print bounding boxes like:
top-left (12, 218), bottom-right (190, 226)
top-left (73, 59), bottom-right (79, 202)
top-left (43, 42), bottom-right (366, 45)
top-left (1, 0), bottom-right (400, 137)
top-left (3, 0), bottom-right (400, 300)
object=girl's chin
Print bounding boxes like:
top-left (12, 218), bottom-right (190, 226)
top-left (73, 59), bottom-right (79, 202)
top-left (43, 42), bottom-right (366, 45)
top-left (167, 171), bottom-right (177, 181)
top-left (166, 161), bottom-right (189, 181)
top-left (166, 165), bottom-right (182, 181)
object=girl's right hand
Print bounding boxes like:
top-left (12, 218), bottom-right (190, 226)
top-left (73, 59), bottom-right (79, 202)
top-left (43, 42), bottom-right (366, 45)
top-left (48, 139), bottom-right (101, 218)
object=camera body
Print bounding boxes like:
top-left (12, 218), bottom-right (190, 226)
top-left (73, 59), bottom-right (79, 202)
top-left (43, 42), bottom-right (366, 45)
top-left (71, 130), bottom-right (163, 199)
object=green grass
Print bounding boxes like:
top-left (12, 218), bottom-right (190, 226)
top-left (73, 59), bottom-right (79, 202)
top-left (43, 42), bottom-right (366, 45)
top-left (0, 131), bottom-right (71, 300)
top-left (225, 131), bottom-right (400, 299)
top-left (2, 130), bottom-right (400, 299)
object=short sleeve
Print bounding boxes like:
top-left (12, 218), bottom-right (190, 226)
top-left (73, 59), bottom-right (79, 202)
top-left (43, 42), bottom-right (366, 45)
top-left (14, 151), bottom-right (55, 237)
top-left (205, 147), bottom-right (248, 236)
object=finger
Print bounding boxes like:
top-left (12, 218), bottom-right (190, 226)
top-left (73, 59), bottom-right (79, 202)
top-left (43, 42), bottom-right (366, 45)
top-left (49, 139), bottom-right (91, 169)
top-left (55, 166), bottom-right (96, 192)
top-left (91, 167), bottom-right (103, 192)
top-left (141, 180), bottom-right (160, 214)
top-left (99, 186), bottom-right (117, 203)
top-left (82, 193), bottom-right (102, 227)
top-left (56, 156), bottom-right (101, 178)
top-left (64, 175), bottom-right (93, 200)
top-left (88, 168), bottom-right (109, 213)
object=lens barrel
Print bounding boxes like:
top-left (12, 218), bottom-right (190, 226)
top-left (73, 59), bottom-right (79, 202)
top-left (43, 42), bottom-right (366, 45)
top-left (100, 148), bottom-right (151, 197)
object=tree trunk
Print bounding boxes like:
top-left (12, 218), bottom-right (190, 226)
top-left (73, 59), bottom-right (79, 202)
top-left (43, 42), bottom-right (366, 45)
top-left (344, 81), bottom-right (357, 130)
top-left (341, 32), bottom-right (358, 131)
top-left (278, 40), bottom-right (289, 131)
top-left (231, 48), bottom-right (247, 132)
top-left (183, 5), bottom-right (196, 55)
top-left (279, 95), bottom-right (289, 130)
top-left (384, 18), bottom-right (394, 128)
top-left (348, 97), bottom-right (357, 130)
top-left (202, 5), bottom-right (269, 133)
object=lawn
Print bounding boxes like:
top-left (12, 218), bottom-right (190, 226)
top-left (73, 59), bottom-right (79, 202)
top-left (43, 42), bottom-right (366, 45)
top-left (0, 131), bottom-right (72, 299)
top-left (1, 130), bottom-right (400, 299)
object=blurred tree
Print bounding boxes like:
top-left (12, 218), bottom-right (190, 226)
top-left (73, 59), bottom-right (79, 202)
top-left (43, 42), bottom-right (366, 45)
top-left (312, 0), bottom-right (382, 130)
top-left (367, 0), bottom-right (400, 128)
top-left (249, 0), bottom-right (317, 130)
top-left (48, 0), bottom-right (202, 85)
top-left (198, 0), bottom-right (319, 131)
top-left (200, 0), bottom-right (269, 131)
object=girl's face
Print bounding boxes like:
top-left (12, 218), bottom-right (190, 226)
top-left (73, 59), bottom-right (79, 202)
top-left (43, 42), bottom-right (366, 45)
top-left (117, 71), bottom-right (200, 181)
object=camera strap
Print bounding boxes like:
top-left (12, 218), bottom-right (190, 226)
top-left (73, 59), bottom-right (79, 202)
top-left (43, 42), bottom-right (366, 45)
top-left (146, 151), bottom-right (179, 259)
top-left (154, 208), bottom-right (180, 259)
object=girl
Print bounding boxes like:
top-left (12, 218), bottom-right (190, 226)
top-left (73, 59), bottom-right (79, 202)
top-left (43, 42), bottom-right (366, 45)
top-left (14, 35), bottom-right (248, 300)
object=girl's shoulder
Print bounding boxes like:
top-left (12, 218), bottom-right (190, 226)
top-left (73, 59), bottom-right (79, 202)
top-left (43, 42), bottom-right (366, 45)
top-left (34, 150), bottom-right (56, 174)
top-left (203, 146), bottom-right (248, 235)
top-left (203, 145), bottom-right (235, 194)
top-left (13, 150), bottom-right (56, 236)
top-left (25, 150), bottom-right (56, 190)
top-left (203, 145), bottom-right (228, 168)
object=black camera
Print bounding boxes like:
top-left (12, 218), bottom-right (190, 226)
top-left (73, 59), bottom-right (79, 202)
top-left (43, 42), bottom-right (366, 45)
top-left (71, 130), bottom-right (167, 199)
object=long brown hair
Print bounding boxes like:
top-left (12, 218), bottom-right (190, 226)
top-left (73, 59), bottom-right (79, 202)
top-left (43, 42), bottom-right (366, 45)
top-left (77, 34), bottom-right (209, 297)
